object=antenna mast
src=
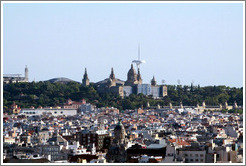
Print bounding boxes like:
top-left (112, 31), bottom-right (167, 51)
top-left (132, 43), bottom-right (146, 71)
top-left (138, 43), bottom-right (140, 61)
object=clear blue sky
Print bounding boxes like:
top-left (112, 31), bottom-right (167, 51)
top-left (3, 2), bottom-right (244, 87)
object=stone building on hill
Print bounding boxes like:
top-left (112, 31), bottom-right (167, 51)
top-left (122, 64), bottom-right (167, 98)
top-left (96, 68), bottom-right (124, 98)
top-left (3, 66), bottom-right (29, 84)
top-left (82, 64), bottom-right (167, 98)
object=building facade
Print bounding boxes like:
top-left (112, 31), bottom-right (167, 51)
top-left (20, 108), bottom-right (77, 117)
top-left (3, 66), bottom-right (29, 84)
top-left (85, 64), bottom-right (168, 98)
top-left (106, 120), bottom-right (127, 163)
top-left (77, 130), bottom-right (109, 151)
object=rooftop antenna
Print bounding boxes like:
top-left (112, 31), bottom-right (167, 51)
top-left (132, 43), bottom-right (146, 71)
top-left (138, 44), bottom-right (140, 61)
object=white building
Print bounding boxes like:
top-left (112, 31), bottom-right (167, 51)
top-left (20, 108), bottom-right (77, 117)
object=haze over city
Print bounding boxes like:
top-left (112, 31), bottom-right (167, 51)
top-left (3, 2), bottom-right (244, 87)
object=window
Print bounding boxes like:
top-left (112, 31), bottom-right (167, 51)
top-left (200, 154), bottom-right (204, 157)
top-left (190, 159), bottom-right (193, 162)
top-left (185, 154), bottom-right (188, 157)
top-left (195, 154), bottom-right (198, 157)
top-left (54, 112), bottom-right (57, 114)
top-left (195, 159), bottom-right (199, 162)
top-left (190, 154), bottom-right (193, 157)
top-left (201, 159), bottom-right (204, 162)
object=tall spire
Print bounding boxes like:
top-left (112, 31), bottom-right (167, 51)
top-left (137, 68), bottom-right (142, 85)
top-left (110, 67), bottom-right (115, 80)
top-left (84, 68), bottom-right (88, 79)
top-left (151, 76), bottom-right (157, 86)
top-left (108, 67), bottom-right (116, 87)
top-left (82, 68), bottom-right (89, 86)
top-left (25, 65), bottom-right (28, 82)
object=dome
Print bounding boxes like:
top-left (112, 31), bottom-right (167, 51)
top-left (125, 64), bottom-right (137, 85)
top-left (114, 121), bottom-right (125, 131)
top-left (114, 120), bottom-right (126, 144)
top-left (127, 64), bottom-right (137, 78)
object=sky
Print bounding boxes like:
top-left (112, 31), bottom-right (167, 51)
top-left (3, 2), bottom-right (244, 87)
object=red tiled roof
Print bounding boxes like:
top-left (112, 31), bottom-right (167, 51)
top-left (168, 138), bottom-right (190, 146)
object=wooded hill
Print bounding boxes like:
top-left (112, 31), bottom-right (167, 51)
top-left (3, 81), bottom-right (243, 112)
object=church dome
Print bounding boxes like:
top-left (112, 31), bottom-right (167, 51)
top-left (114, 120), bottom-right (126, 142)
top-left (114, 121), bottom-right (125, 131)
top-left (127, 64), bottom-right (137, 78)
top-left (125, 64), bottom-right (137, 86)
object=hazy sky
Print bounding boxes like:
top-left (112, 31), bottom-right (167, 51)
top-left (3, 2), bottom-right (244, 87)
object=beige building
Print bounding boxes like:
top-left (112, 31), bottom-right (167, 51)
top-left (4, 66), bottom-right (29, 84)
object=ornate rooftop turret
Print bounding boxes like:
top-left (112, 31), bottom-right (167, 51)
top-left (82, 68), bottom-right (90, 86)
top-left (110, 68), bottom-right (115, 80)
top-left (25, 65), bottom-right (28, 82)
top-left (108, 68), bottom-right (116, 87)
top-left (137, 68), bottom-right (142, 85)
top-left (151, 76), bottom-right (157, 86)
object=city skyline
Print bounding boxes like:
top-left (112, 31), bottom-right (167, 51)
top-left (3, 2), bottom-right (244, 87)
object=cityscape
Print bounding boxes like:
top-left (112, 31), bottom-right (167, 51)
top-left (2, 1), bottom-right (244, 165)
top-left (2, 64), bottom-right (244, 163)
